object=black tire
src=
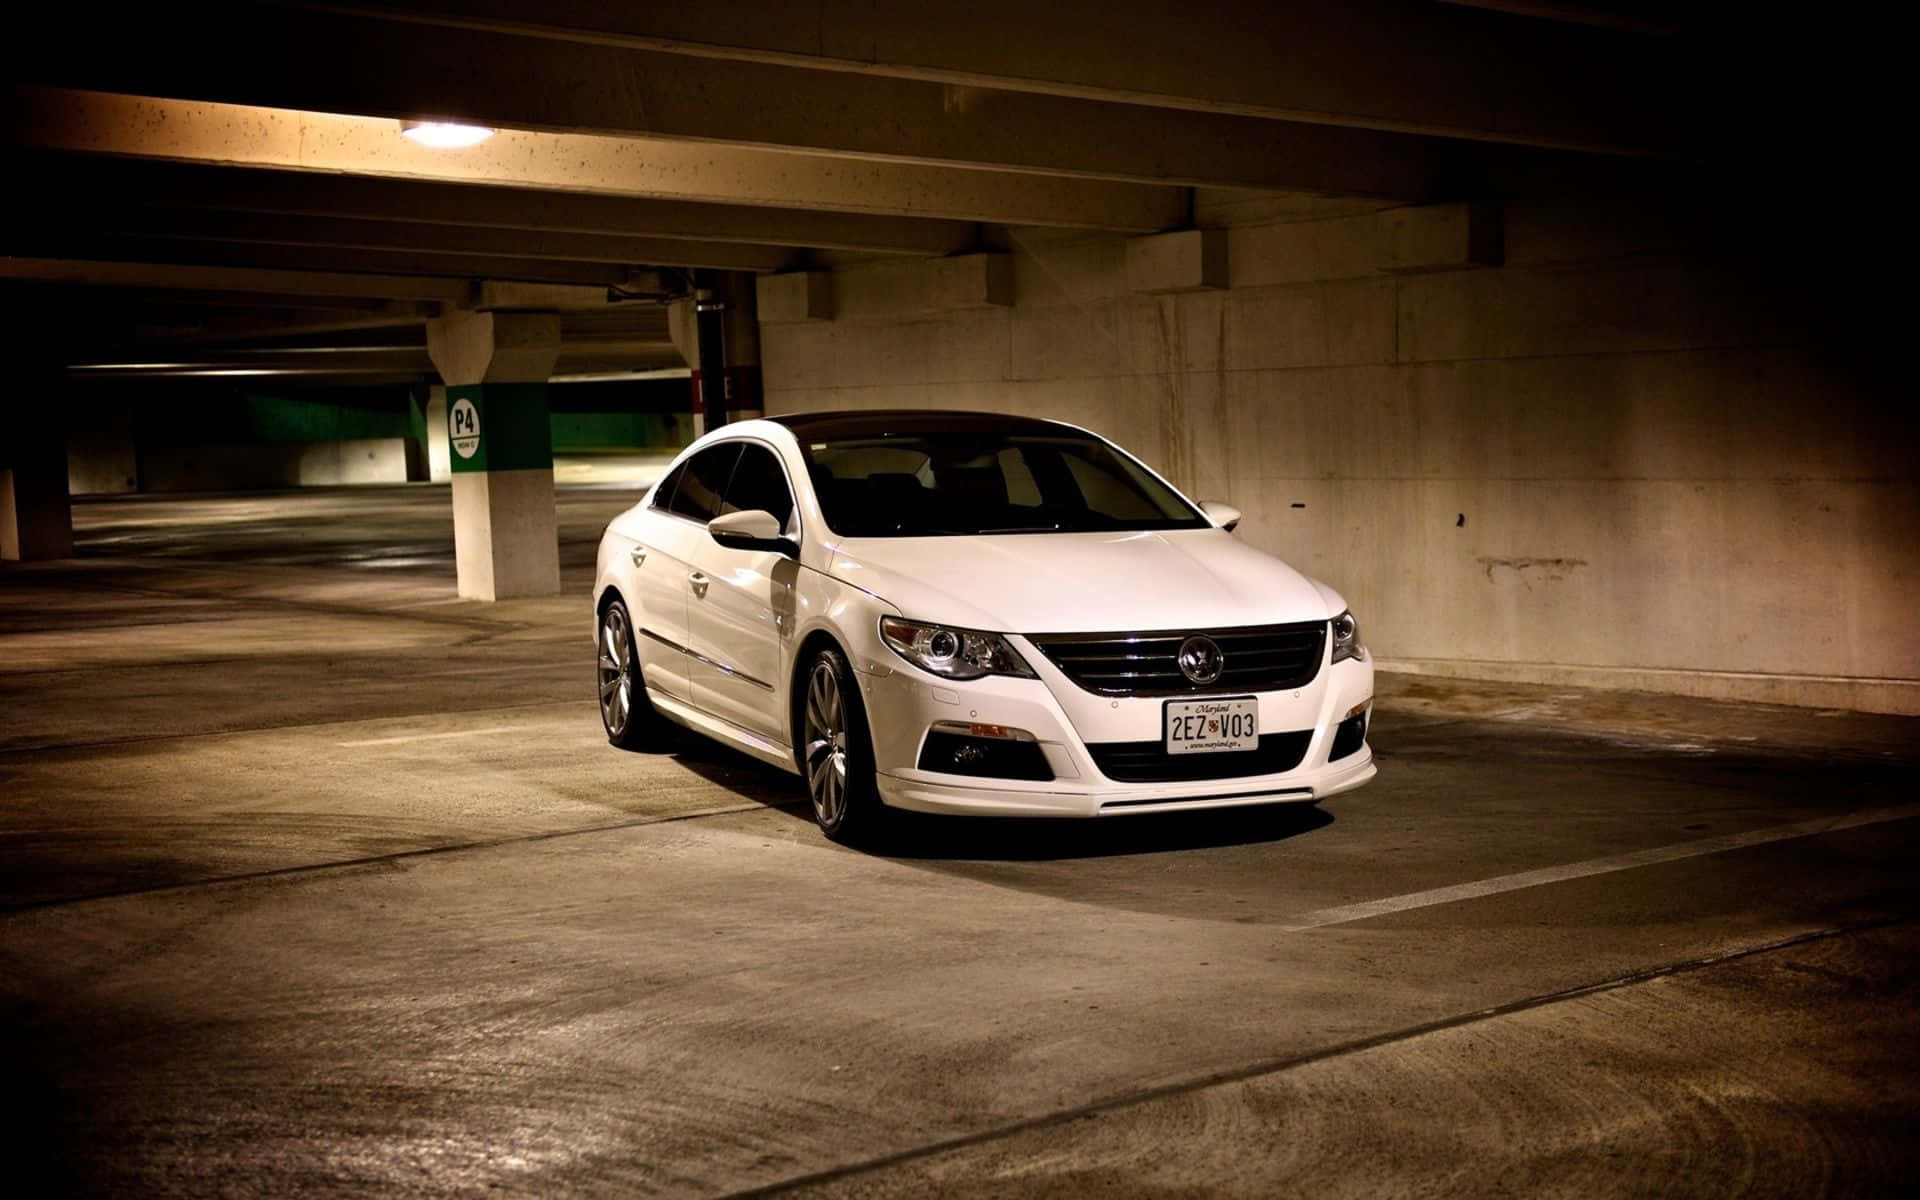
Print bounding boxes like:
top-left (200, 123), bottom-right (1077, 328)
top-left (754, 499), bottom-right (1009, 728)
top-left (798, 646), bottom-right (886, 843)
top-left (597, 597), bottom-right (672, 751)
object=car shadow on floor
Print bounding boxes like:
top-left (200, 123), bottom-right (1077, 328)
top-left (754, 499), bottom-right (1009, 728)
top-left (658, 732), bottom-right (1334, 862)
top-left (877, 803), bottom-right (1333, 861)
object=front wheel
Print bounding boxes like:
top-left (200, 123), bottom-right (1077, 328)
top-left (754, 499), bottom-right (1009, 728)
top-left (799, 647), bottom-right (885, 843)
top-left (598, 598), bottom-right (671, 751)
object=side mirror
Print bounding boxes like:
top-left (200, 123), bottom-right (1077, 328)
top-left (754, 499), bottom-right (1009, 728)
top-left (708, 509), bottom-right (796, 555)
top-left (1200, 501), bottom-right (1242, 533)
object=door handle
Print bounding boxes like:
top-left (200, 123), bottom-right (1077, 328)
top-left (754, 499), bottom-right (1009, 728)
top-left (688, 571), bottom-right (709, 599)
top-left (629, 545), bottom-right (648, 566)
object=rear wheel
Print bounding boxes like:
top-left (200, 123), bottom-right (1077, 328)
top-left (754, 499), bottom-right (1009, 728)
top-left (800, 647), bottom-right (885, 843)
top-left (598, 598), bottom-right (671, 750)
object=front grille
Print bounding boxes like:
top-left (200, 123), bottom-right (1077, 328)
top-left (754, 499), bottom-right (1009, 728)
top-left (1027, 621), bottom-right (1326, 697)
top-left (1087, 731), bottom-right (1313, 783)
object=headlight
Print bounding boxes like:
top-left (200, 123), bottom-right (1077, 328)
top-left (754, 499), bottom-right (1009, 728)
top-left (879, 617), bottom-right (1036, 681)
top-left (1331, 610), bottom-right (1365, 664)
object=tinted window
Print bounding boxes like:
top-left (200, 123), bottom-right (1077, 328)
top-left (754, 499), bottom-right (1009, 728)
top-left (664, 443), bottom-right (741, 523)
top-left (721, 444), bottom-right (797, 534)
top-left (649, 462), bottom-right (686, 511)
top-left (798, 431), bottom-right (1205, 537)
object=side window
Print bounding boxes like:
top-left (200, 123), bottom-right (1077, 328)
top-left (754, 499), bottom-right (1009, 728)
top-left (649, 462), bottom-right (686, 511)
top-left (665, 444), bottom-right (742, 523)
top-left (722, 444), bottom-right (797, 533)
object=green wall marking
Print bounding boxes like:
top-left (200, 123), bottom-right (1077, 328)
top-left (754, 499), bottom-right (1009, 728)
top-left (447, 383), bottom-right (553, 474)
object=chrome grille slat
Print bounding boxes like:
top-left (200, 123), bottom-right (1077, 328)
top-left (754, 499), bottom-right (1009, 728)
top-left (1027, 621), bottom-right (1327, 697)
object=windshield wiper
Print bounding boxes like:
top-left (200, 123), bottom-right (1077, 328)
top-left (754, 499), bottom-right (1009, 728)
top-left (975, 524), bottom-right (1063, 534)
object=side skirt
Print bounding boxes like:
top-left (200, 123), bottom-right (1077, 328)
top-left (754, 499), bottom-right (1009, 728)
top-left (650, 689), bottom-right (803, 777)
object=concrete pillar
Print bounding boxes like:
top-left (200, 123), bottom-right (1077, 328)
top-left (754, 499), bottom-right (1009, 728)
top-left (425, 310), bottom-right (561, 600)
top-left (678, 270), bottom-right (763, 436)
top-left (2, 382), bottom-right (74, 561)
top-left (722, 271), bottom-right (763, 423)
top-left (667, 297), bottom-right (704, 436)
top-left (425, 384), bottom-right (452, 482)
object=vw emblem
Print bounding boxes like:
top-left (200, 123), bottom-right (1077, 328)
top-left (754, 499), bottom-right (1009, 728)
top-left (1176, 635), bottom-right (1224, 685)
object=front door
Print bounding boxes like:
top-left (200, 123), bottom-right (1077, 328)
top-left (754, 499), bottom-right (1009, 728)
top-left (685, 442), bottom-right (799, 746)
top-left (632, 442), bottom-right (741, 702)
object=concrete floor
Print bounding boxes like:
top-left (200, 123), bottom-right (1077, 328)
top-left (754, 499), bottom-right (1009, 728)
top-left (3, 483), bottom-right (1917, 1197)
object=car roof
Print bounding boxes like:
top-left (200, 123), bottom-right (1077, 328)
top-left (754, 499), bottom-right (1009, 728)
top-left (767, 409), bottom-right (1085, 440)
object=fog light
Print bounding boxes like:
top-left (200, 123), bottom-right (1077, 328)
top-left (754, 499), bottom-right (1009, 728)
top-left (919, 723), bottom-right (1053, 781)
top-left (1329, 703), bottom-right (1370, 762)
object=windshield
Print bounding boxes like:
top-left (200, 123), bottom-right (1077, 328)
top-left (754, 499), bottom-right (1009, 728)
top-left (797, 430), bottom-right (1208, 537)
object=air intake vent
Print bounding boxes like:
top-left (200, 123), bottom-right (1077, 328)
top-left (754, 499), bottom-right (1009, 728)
top-left (1087, 731), bottom-right (1313, 783)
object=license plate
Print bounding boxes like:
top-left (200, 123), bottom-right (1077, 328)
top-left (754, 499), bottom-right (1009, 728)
top-left (1164, 696), bottom-right (1259, 755)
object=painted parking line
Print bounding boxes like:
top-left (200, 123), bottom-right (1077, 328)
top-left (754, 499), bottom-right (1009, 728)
top-left (1278, 802), bottom-right (1920, 932)
top-left (337, 725), bottom-right (534, 748)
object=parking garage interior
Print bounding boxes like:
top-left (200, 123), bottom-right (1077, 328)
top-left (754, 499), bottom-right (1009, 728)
top-left (2, 3), bottom-right (1917, 1195)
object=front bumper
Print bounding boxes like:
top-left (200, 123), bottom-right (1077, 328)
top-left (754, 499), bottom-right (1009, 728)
top-left (861, 634), bottom-right (1376, 818)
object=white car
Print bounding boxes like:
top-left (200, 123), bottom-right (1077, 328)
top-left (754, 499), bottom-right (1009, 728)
top-left (593, 411), bottom-right (1374, 842)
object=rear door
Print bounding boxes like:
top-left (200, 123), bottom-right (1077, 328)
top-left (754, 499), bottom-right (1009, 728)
top-left (630, 442), bottom-right (741, 703)
top-left (685, 441), bottom-right (800, 745)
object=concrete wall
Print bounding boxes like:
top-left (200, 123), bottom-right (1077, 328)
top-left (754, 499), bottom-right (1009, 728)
top-left (67, 397), bottom-right (139, 495)
top-left (140, 438), bottom-right (412, 491)
top-left (758, 193), bottom-right (1919, 715)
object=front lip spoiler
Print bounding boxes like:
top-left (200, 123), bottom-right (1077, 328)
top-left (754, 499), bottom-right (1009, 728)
top-left (874, 748), bottom-right (1375, 817)
top-left (1096, 786), bottom-right (1313, 810)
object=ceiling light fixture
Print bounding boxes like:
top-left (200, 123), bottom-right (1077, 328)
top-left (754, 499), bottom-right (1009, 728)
top-left (399, 120), bottom-right (495, 149)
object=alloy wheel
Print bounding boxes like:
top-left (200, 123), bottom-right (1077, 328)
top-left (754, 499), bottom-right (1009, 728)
top-left (598, 605), bottom-right (633, 738)
top-left (803, 659), bottom-right (850, 828)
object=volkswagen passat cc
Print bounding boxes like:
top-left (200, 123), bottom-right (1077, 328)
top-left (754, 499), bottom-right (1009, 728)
top-left (594, 411), bottom-right (1374, 842)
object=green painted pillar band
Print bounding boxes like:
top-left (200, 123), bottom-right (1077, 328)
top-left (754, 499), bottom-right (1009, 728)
top-left (447, 383), bottom-right (553, 473)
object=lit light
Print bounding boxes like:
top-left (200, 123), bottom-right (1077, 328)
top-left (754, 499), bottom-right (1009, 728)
top-left (399, 120), bottom-right (495, 149)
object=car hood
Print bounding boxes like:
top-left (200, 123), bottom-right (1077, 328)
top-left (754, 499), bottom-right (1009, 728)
top-left (825, 529), bottom-right (1336, 634)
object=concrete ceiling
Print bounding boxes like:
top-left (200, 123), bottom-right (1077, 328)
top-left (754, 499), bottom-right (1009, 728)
top-left (0, 0), bottom-right (1759, 383)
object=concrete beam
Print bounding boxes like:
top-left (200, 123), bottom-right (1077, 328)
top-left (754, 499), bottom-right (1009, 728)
top-left (7, 88), bottom-right (1186, 233)
top-left (279, 0), bottom-right (1723, 159)
top-left (757, 273), bottom-right (834, 324)
top-left (72, 347), bottom-right (434, 375)
top-left (0, 256), bottom-right (471, 303)
top-left (928, 255), bottom-right (1014, 312)
top-left (427, 311), bottom-right (562, 387)
top-left (1126, 229), bottom-right (1229, 293)
top-left (6, 234), bottom-right (642, 290)
top-left (11, 154), bottom-right (978, 256)
top-left (552, 347), bottom-right (682, 376)
top-left (8, 5), bottom-right (1450, 197)
top-left (136, 305), bottom-right (439, 343)
top-left (1434, 1), bottom-right (1737, 41)
top-left (31, 207), bottom-right (800, 274)
top-left (471, 282), bottom-right (624, 312)
top-left (1380, 203), bottom-right (1504, 273)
